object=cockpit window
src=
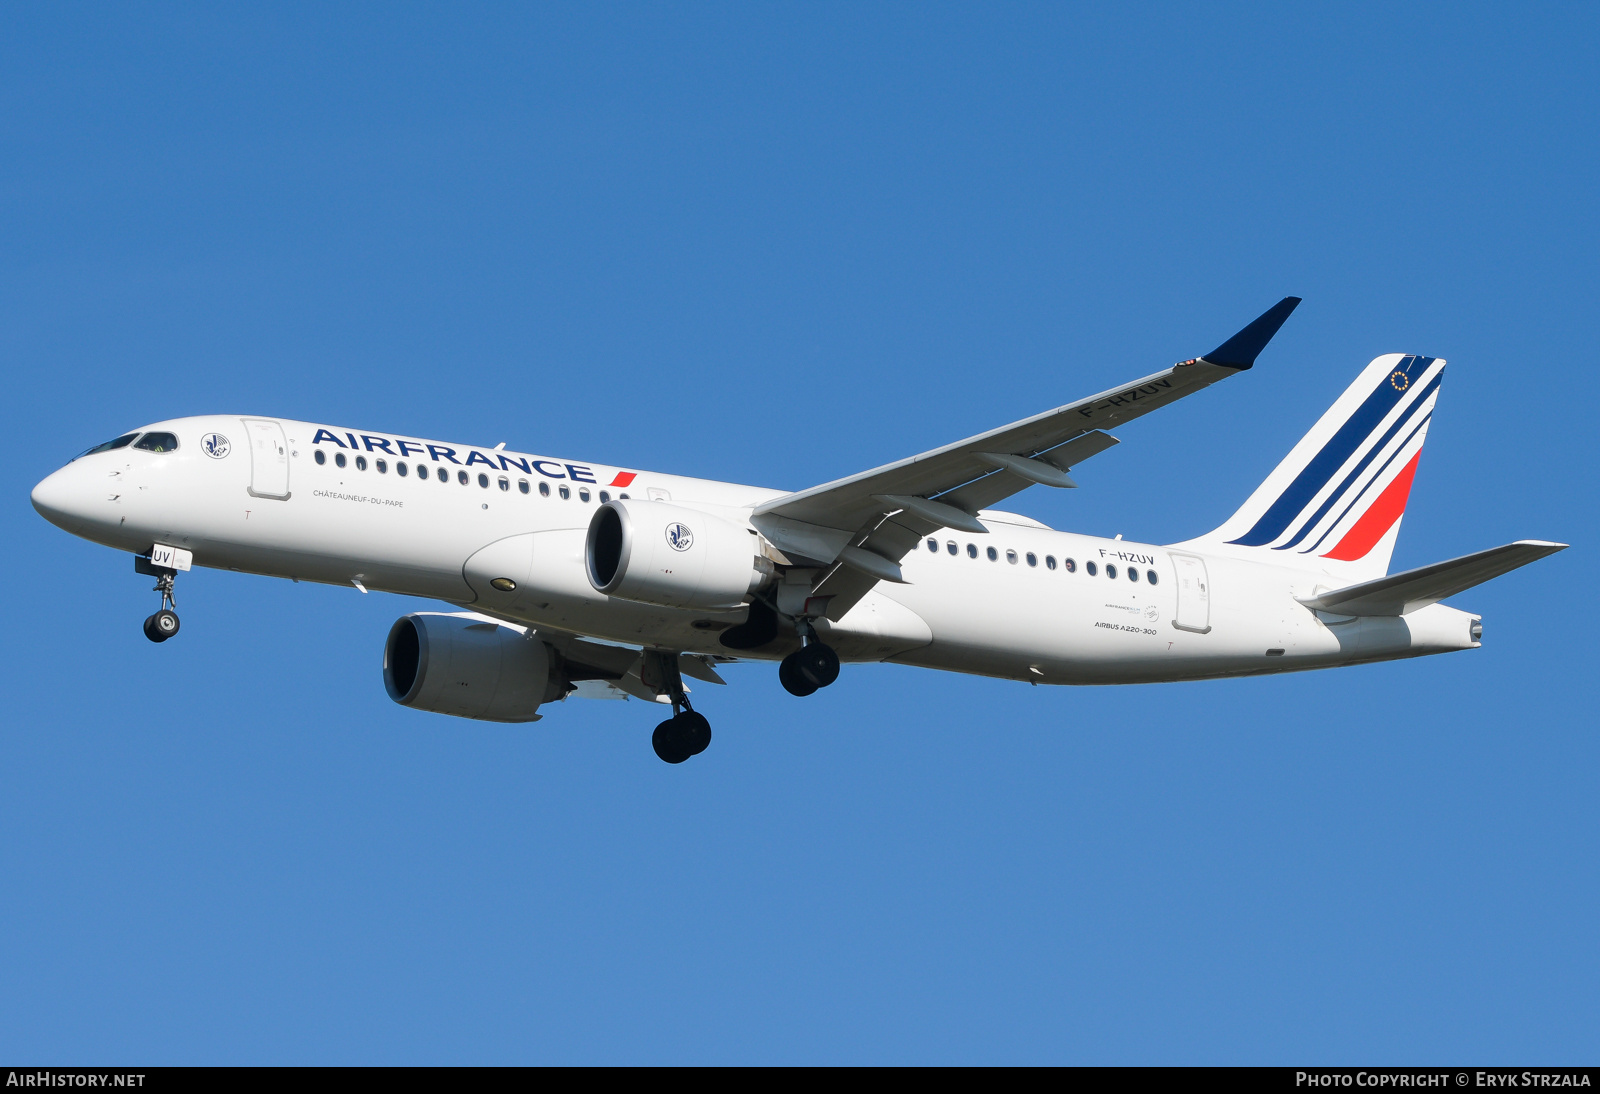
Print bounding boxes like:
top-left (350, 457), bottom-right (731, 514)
top-left (77, 433), bottom-right (139, 459)
top-left (133, 432), bottom-right (179, 453)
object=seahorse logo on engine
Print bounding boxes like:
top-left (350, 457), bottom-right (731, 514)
top-left (665, 522), bottom-right (694, 552)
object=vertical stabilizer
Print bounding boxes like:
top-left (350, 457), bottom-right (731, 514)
top-left (1173, 353), bottom-right (1445, 582)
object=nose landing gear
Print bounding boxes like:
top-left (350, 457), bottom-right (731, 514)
top-left (779, 617), bottom-right (839, 697)
top-left (143, 608), bottom-right (180, 643)
top-left (134, 555), bottom-right (181, 644)
top-left (643, 650), bottom-right (713, 764)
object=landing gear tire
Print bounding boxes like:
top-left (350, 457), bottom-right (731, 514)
top-left (780, 643), bottom-right (838, 695)
top-left (652, 711), bottom-right (712, 764)
top-left (779, 652), bottom-right (818, 696)
top-left (143, 609), bottom-right (180, 643)
top-left (679, 711), bottom-right (712, 756)
top-left (652, 721), bottom-right (691, 764)
top-left (797, 643), bottom-right (839, 688)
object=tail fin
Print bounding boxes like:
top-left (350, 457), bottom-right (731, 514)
top-left (1176, 353), bottom-right (1446, 582)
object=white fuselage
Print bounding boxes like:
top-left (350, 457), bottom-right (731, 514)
top-left (31, 415), bottom-right (1480, 686)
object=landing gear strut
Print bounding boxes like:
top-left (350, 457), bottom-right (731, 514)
top-left (644, 650), bottom-right (713, 764)
top-left (135, 555), bottom-right (181, 644)
top-left (779, 616), bottom-right (839, 697)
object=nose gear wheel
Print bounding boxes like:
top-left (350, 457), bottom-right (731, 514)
top-left (143, 609), bottom-right (180, 643)
top-left (134, 554), bottom-right (182, 644)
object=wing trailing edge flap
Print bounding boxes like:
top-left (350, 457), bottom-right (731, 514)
top-left (1298, 540), bottom-right (1567, 617)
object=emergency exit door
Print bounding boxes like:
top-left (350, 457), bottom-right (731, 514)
top-left (243, 418), bottom-right (291, 499)
top-left (1169, 553), bottom-right (1211, 634)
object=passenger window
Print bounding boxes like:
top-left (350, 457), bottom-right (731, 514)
top-left (927, 538), bottom-right (938, 553)
top-left (1006, 549), bottom-right (1018, 564)
top-left (133, 432), bottom-right (179, 453)
top-left (1106, 564), bottom-right (1116, 579)
top-left (415, 464), bottom-right (427, 480)
top-left (986, 546), bottom-right (998, 561)
top-left (946, 541), bottom-right (957, 555)
top-left (559, 484), bottom-right (571, 500)
top-left (618, 492), bottom-right (630, 500)
top-left (1065, 557), bottom-right (1076, 573)
top-left (967, 543), bottom-right (978, 558)
top-left (1026, 552), bottom-right (1037, 567)
top-left (579, 487), bottom-right (591, 502)
top-left (397, 462), bottom-right (408, 476)
top-left (356, 455), bottom-right (368, 471)
top-left (1045, 555), bottom-right (1056, 570)
top-left (78, 433), bottom-right (139, 458)
top-left (376, 459), bottom-right (388, 473)
top-left (1085, 561), bottom-right (1096, 576)
top-left (314, 450), bottom-right (326, 465)
top-left (498, 477), bottom-right (509, 491)
top-left (457, 470), bottom-right (468, 485)
top-left (1128, 567), bottom-right (1138, 582)
top-left (477, 473), bottom-right (489, 488)
top-left (336, 452), bottom-right (347, 468)
top-left (1147, 570), bottom-right (1158, 585)
top-left (599, 490), bottom-right (610, 502)
top-left (539, 481), bottom-right (550, 497)
top-left (519, 480), bottom-right (530, 494)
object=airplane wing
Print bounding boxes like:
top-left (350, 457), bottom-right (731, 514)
top-left (1296, 540), bottom-right (1568, 617)
top-left (546, 630), bottom-right (732, 701)
top-left (751, 297), bottom-right (1302, 620)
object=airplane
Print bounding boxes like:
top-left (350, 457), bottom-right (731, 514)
top-left (30, 298), bottom-right (1567, 764)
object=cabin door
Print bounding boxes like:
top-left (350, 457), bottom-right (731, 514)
top-left (1169, 553), bottom-right (1212, 634)
top-left (243, 418), bottom-right (291, 499)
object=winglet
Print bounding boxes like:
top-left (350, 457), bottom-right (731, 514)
top-left (1202, 296), bottom-right (1302, 370)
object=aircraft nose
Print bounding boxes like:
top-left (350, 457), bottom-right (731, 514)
top-left (31, 464), bottom-right (96, 533)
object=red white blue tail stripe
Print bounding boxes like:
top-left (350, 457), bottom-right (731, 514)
top-left (1184, 353), bottom-right (1446, 580)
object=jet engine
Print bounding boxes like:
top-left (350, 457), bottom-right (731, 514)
top-left (383, 612), bottom-right (561, 722)
top-left (585, 500), bottom-right (771, 610)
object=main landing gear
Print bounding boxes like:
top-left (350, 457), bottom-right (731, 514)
top-left (778, 617), bottom-right (840, 697)
top-left (644, 650), bottom-right (713, 765)
top-left (717, 597), bottom-right (842, 698)
top-left (653, 710), bottom-right (711, 765)
top-left (134, 555), bottom-right (181, 644)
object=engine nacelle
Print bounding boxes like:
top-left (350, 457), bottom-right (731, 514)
top-left (585, 499), bottom-right (769, 610)
top-left (383, 612), bottom-right (559, 722)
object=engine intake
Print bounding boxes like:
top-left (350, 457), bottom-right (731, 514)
top-left (586, 499), bottom-right (768, 610)
top-left (383, 612), bottom-right (559, 722)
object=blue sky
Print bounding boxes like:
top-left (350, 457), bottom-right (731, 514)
top-left (2, 4), bottom-right (1595, 1063)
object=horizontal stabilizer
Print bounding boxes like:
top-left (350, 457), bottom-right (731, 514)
top-left (1298, 540), bottom-right (1568, 617)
